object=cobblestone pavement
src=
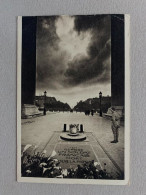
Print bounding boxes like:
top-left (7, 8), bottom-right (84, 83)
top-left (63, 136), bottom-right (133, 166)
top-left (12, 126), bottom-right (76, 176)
top-left (21, 112), bottom-right (124, 175)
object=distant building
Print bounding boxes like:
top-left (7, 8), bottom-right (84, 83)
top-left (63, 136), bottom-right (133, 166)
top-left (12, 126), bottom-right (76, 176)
top-left (35, 96), bottom-right (71, 111)
top-left (85, 96), bottom-right (111, 105)
top-left (35, 96), bottom-right (56, 108)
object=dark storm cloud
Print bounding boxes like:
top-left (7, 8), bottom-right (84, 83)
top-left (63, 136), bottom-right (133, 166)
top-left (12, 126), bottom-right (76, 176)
top-left (36, 16), bottom-right (70, 90)
top-left (64, 15), bottom-right (111, 86)
top-left (74, 15), bottom-right (107, 33)
top-left (36, 15), bottom-right (111, 91)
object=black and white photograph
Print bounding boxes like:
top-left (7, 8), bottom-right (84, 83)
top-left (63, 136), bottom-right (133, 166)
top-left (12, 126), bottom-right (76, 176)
top-left (17, 14), bottom-right (130, 184)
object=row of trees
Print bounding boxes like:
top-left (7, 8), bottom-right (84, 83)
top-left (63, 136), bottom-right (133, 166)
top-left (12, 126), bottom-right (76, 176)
top-left (73, 98), bottom-right (111, 113)
top-left (44, 101), bottom-right (71, 112)
top-left (35, 96), bottom-right (111, 113)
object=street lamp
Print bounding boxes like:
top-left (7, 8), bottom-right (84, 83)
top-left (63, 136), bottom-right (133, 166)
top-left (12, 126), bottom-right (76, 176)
top-left (44, 91), bottom-right (47, 97)
top-left (99, 91), bottom-right (102, 117)
top-left (44, 91), bottom-right (47, 115)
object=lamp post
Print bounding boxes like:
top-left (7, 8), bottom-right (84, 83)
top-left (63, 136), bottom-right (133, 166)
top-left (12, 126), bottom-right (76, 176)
top-left (99, 91), bottom-right (102, 117)
top-left (89, 99), bottom-right (92, 113)
top-left (44, 91), bottom-right (47, 115)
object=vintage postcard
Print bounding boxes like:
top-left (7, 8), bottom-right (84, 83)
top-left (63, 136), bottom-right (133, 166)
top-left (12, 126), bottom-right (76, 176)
top-left (17, 14), bottom-right (130, 185)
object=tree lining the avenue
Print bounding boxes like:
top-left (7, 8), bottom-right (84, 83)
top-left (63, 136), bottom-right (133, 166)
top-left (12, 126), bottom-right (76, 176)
top-left (73, 97), bottom-right (111, 113)
top-left (35, 95), bottom-right (111, 113)
top-left (35, 96), bottom-right (71, 111)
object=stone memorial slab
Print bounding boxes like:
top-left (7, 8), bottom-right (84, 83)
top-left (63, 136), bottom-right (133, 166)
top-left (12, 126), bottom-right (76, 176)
top-left (54, 143), bottom-right (101, 169)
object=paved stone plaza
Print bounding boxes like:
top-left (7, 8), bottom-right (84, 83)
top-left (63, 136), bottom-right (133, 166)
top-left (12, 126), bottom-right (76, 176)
top-left (21, 112), bottom-right (124, 178)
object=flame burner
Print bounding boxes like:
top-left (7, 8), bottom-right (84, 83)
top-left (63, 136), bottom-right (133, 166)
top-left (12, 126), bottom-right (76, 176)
top-left (60, 124), bottom-right (86, 141)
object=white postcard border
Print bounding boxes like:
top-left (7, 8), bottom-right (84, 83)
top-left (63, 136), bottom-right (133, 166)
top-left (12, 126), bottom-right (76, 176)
top-left (17, 15), bottom-right (130, 185)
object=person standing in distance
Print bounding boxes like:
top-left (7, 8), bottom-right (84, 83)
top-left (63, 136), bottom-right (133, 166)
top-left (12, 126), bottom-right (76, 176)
top-left (109, 107), bottom-right (121, 143)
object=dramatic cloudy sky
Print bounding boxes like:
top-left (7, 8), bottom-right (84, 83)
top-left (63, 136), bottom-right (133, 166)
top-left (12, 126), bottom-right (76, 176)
top-left (36, 15), bottom-right (111, 107)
